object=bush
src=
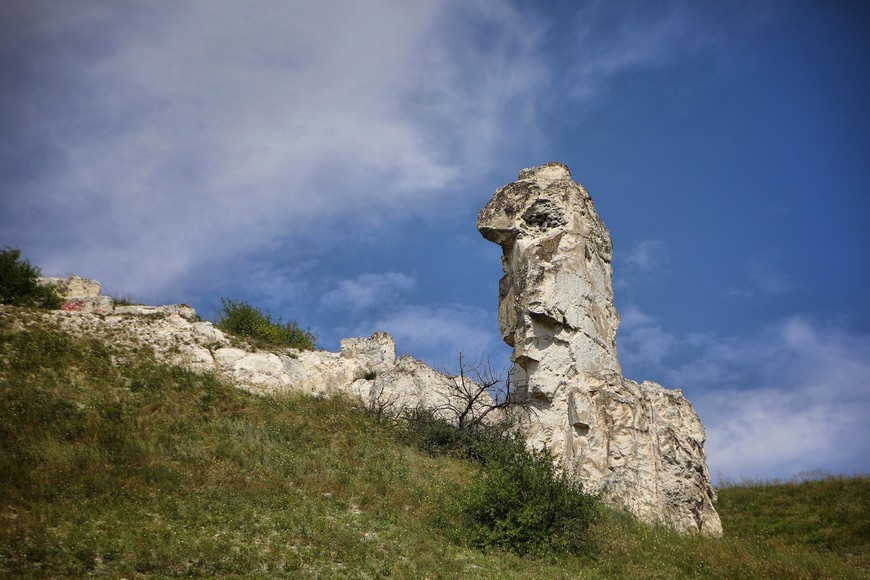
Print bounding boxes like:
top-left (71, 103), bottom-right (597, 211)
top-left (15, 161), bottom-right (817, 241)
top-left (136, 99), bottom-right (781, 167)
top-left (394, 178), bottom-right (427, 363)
top-left (400, 409), bottom-right (598, 555)
top-left (0, 247), bottom-right (64, 309)
top-left (215, 298), bottom-right (317, 350)
top-left (459, 439), bottom-right (597, 555)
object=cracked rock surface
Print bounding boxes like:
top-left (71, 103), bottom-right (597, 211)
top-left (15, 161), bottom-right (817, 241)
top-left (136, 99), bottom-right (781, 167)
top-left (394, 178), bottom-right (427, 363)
top-left (478, 162), bottom-right (722, 536)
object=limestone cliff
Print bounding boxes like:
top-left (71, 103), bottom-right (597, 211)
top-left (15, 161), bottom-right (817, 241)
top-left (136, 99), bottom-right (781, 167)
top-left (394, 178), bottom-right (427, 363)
top-left (478, 162), bottom-right (722, 536)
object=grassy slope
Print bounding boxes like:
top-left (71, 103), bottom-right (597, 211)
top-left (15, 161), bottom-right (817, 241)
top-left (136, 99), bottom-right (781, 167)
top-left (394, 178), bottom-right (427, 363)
top-left (1, 307), bottom-right (867, 578)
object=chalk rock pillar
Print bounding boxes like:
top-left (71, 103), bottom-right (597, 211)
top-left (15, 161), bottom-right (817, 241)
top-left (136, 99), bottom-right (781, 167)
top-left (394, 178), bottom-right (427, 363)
top-left (478, 162), bottom-right (722, 536)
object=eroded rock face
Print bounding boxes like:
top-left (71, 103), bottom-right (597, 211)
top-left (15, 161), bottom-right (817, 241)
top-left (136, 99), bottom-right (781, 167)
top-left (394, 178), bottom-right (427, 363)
top-left (478, 162), bottom-right (722, 536)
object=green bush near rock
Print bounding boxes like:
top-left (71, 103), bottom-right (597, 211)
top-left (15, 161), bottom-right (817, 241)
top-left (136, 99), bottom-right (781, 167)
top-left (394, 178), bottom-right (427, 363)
top-left (0, 247), bottom-right (64, 309)
top-left (398, 408), bottom-right (598, 555)
top-left (215, 297), bottom-right (317, 350)
top-left (458, 438), bottom-right (597, 555)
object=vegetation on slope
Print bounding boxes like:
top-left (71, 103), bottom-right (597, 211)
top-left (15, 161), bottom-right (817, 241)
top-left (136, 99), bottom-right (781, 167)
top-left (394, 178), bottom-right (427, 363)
top-left (216, 297), bottom-right (318, 351)
top-left (1, 307), bottom-right (867, 578)
top-left (0, 247), bottom-right (63, 309)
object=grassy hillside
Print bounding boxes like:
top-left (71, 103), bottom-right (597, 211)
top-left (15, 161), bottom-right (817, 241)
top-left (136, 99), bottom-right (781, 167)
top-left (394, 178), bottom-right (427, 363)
top-left (1, 307), bottom-right (867, 578)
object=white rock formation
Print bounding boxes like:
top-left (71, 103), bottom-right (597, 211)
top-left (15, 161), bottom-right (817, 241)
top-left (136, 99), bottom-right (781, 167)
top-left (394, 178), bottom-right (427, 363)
top-left (39, 275), bottom-right (102, 298)
top-left (39, 275), bottom-right (114, 314)
top-left (478, 162), bottom-right (722, 536)
top-left (35, 280), bottom-right (478, 428)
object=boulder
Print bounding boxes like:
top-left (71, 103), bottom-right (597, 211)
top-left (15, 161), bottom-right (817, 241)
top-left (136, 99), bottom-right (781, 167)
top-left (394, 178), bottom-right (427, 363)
top-left (40, 275), bottom-right (114, 314)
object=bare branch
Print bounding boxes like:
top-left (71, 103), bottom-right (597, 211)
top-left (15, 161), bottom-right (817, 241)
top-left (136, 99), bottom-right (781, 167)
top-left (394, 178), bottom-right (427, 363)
top-left (437, 352), bottom-right (535, 432)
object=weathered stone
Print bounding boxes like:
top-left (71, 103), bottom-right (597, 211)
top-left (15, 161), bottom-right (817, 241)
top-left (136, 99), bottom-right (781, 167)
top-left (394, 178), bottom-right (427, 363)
top-left (39, 275), bottom-right (102, 298)
top-left (37, 275), bottom-right (114, 314)
top-left (340, 332), bottom-right (397, 379)
top-left (114, 304), bottom-right (198, 321)
top-left (172, 343), bottom-right (215, 373)
top-left (60, 296), bottom-right (115, 315)
top-left (214, 349), bottom-right (293, 393)
top-left (478, 162), bottom-right (722, 536)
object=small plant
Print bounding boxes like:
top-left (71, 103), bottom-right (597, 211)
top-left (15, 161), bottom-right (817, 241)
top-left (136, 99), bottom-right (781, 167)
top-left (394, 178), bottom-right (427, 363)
top-left (110, 292), bottom-right (137, 306)
top-left (0, 247), bottom-right (63, 309)
top-left (215, 298), bottom-right (317, 350)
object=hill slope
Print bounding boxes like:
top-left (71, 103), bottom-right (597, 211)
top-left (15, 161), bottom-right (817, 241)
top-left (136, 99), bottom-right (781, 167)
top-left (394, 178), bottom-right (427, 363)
top-left (1, 306), bottom-right (867, 578)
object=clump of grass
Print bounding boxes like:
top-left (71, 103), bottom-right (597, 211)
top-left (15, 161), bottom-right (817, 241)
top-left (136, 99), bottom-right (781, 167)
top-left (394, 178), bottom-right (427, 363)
top-left (109, 292), bottom-right (138, 306)
top-left (0, 247), bottom-right (63, 309)
top-left (215, 298), bottom-right (317, 351)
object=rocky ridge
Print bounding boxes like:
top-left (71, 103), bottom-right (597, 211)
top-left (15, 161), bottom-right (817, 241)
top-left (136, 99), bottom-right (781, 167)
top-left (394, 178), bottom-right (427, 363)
top-left (478, 162), bottom-right (722, 535)
top-left (35, 276), bottom-right (477, 427)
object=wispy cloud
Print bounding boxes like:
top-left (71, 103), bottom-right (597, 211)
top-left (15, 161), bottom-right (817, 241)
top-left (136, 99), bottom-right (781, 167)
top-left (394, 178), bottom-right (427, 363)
top-left (0, 1), bottom-right (735, 303)
top-left (698, 318), bottom-right (870, 480)
top-left (614, 239), bottom-right (670, 293)
top-left (618, 305), bottom-right (679, 368)
top-left (560, 2), bottom-right (731, 102)
top-left (623, 239), bottom-right (669, 274)
top-left (321, 272), bottom-right (415, 312)
top-left (0, 0), bottom-right (545, 299)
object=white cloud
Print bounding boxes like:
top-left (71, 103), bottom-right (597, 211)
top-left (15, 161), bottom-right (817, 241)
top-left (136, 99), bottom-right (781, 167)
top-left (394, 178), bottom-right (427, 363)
top-left (321, 272), bottom-right (415, 312)
top-left (620, 308), bottom-right (870, 480)
top-left (0, 0), bottom-right (545, 298)
top-left (613, 239), bottom-right (671, 298)
top-left (0, 1), bottom-right (735, 302)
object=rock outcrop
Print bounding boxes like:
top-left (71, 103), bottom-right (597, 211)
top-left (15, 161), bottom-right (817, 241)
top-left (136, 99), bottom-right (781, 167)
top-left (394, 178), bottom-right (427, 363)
top-left (34, 281), bottom-right (485, 433)
top-left (478, 162), bottom-right (722, 536)
top-left (40, 275), bottom-right (114, 314)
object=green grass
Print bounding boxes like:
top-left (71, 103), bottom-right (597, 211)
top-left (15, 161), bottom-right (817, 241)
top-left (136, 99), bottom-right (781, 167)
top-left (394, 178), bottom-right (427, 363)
top-left (216, 298), bottom-right (317, 351)
top-left (1, 306), bottom-right (868, 578)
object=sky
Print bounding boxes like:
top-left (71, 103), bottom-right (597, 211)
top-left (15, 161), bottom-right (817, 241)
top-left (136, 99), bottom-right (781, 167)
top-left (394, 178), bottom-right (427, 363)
top-left (2, 0), bottom-right (868, 482)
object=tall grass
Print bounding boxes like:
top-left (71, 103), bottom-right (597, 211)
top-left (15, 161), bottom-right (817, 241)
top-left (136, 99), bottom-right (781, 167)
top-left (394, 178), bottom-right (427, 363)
top-left (215, 298), bottom-right (317, 350)
top-left (1, 306), bottom-right (867, 578)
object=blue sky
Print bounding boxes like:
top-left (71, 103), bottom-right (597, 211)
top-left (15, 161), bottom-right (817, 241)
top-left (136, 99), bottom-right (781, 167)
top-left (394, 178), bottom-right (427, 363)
top-left (2, 0), bottom-right (868, 481)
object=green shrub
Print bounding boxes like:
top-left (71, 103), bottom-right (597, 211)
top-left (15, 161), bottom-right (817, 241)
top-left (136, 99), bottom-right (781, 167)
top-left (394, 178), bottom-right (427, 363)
top-left (400, 408), bottom-right (598, 555)
top-left (0, 247), bottom-right (64, 309)
top-left (400, 407), bottom-right (467, 456)
top-left (459, 440), bottom-right (597, 555)
top-left (215, 298), bottom-right (317, 350)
